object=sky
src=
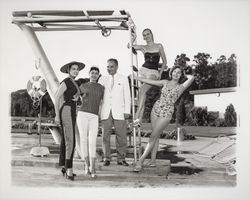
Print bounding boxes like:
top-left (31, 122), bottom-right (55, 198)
top-left (0, 0), bottom-right (250, 199)
top-left (0, 0), bottom-right (249, 92)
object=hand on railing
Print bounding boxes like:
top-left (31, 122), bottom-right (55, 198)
top-left (54, 116), bottom-right (60, 126)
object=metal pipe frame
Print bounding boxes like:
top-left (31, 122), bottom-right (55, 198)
top-left (31, 26), bottom-right (127, 32)
top-left (18, 23), bottom-right (61, 144)
top-left (12, 15), bottom-right (128, 23)
top-left (128, 16), bottom-right (140, 164)
top-left (133, 36), bottom-right (142, 159)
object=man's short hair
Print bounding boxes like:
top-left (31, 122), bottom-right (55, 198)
top-left (107, 58), bottom-right (118, 66)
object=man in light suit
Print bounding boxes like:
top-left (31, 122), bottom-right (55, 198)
top-left (98, 58), bottom-right (131, 166)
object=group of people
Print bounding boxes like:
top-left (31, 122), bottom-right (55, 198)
top-left (54, 28), bottom-right (194, 181)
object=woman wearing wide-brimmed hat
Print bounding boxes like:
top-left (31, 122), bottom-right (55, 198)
top-left (54, 61), bottom-right (85, 181)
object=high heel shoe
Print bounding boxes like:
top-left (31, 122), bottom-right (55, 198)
top-left (61, 167), bottom-right (76, 177)
top-left (61, 168), bottom-right (66, 176)
top-left (133, 119), bottom-right (141, 127)
top-left (84, 167), bottom-right (91, 175)
top-left (65, 173), bottom-right (74, 181)
top-left (91, 173), bottom-right (97, 179)
top-left (90, 171), bottom-right (97, 179)
top-left (133, 162), bottom-right (143, 172)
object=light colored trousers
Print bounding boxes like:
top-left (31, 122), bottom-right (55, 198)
top-left (77, 111), bottom-right (99, 158)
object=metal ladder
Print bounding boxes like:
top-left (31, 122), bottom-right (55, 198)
top-left (127, 16), bottom-right (142, 163)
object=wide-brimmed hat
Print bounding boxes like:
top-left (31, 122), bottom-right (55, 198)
top-left (60, 61), bottom-right (85, 73)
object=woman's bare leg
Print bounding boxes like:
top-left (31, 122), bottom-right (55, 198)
top-left (149, 112), bottom-right (159, 166)
top-left (135, 73), bottom-right (159, 124)
top-left (149, 138), bottom-right (159, 166)
top-left (134, 83), bottom-right (152, 123)
top-left (136, 115), bottom-right (170, 167)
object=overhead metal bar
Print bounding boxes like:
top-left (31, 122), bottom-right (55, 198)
top-left (12, 10), bottom-right (115, 17)
top-left (31, 26), bottom-right (127, 32)
top-left (12, 10), bottom-right (129, 24)
top-left (12, 15), bottom-right (128, 23)
top-left (30, 17), bottom-right (127, 22)
top-left (38, 23), bottom-right (126, 28)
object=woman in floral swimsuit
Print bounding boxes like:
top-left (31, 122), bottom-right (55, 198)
top-left (133, 65), bottom-right (194, 172)
top-left (152, 82), bottom-right (184, 119)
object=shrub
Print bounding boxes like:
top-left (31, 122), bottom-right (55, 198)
top-left (207, 111), bottom-right (219, 126)
top-left (187, 106), bottom-right (208, 126)
top-left (175, 97), bottom-right (185, 125)
top-left (214, 118), bottom-right (226, 127)
top-left (224, 104), bottom-right (237, 127)
top-left (12, 122), bottom-right (28, 129)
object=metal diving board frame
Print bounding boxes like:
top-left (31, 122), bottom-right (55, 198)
top-left (12, 10), bottom-right (142, 163)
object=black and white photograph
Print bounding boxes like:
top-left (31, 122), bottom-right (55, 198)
top-left (0, 0), bottom-right (250, 199)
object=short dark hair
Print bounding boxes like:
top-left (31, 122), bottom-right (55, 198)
top-left (89, 66), bottom-right (100, 73)
top-left (169, 65), bottom-right (186, 83)
top-left (107, 58), bottom-right (118, 66)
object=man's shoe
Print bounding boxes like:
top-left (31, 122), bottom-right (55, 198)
top-left (103, 160), bottom-right (110, 166)
top-left (117, 160), bottom-right (129, 166)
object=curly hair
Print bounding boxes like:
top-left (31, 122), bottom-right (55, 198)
top-left (89, 66), bottom-right (100, 73)
top-left (169, 65), bottom-right (186, 84)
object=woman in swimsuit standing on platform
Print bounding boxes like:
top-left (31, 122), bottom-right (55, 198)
top-left (133, 66), bottom-right (194, 172)
top-left (133, 28), bottom-right (168, 127)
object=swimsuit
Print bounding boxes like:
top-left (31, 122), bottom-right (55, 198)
top-left (152, 82), bottom-right (184, 119)
top-left (139, 52), bottom-right (160, 79)
top-left (142, 52), bottom-right (160, 70)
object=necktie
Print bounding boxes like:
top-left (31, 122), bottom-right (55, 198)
top-left (110, 75), bottom-right (114, 89)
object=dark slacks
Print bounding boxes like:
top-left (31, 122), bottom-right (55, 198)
top-left (59, 104), bottom-right (76, 169)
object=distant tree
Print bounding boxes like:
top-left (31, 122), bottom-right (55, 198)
top-left (214, 54), bottom-right (237, 88)
top-left (11, 89), bottom-right (34, 116)
top-left (193, 52), bottom-right (216, 89)
top-left (217, 55), bottom-right (227, 64)
top-left (224, 104), bottom-right (237, 127)
top-left (188, 107), bottom-right (209, 126)
top-left (227, 54), bottom-right (237, 87)
top-left (174, 53), bottom-right (192, 75)
top-left (174, 53), bottom-right (194, 125)
top-left (11, 89), bottom-right (55, 117)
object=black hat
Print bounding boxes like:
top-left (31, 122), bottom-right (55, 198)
top-left (60, 61), bottom-right (85, 73)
